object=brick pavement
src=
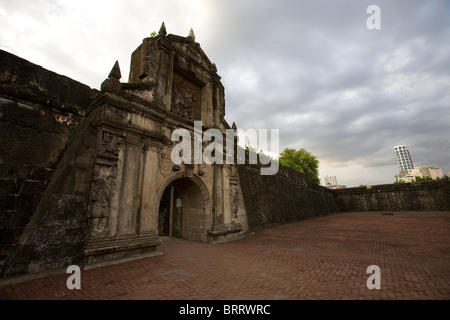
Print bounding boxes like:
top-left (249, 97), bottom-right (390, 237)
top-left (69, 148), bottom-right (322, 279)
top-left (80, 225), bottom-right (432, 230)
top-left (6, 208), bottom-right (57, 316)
top-left (0, 211), bottom-right (449, 300)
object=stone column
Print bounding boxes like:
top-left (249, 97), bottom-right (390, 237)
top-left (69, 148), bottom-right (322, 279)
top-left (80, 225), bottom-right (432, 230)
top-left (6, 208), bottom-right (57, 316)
top-left (138, 147), bottom-right (160, 234)
top-left (213, 164), bottom-right (224, 226)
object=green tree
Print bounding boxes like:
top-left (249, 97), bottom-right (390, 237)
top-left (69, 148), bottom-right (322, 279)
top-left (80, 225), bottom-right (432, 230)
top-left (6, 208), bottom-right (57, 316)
top-left (279, 148), bottom-right (320, 184)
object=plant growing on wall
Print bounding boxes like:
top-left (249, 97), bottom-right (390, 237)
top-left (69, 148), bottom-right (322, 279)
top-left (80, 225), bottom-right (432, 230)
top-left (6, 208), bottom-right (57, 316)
top-left (415, 176), bottom-right (433, 182)
top-left (66, 126), bottom-right (78, 148)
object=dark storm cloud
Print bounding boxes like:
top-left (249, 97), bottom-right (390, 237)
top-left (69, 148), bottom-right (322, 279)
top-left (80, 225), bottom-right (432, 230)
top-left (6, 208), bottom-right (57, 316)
top-left (205, 0), bottom-right (450, 184)
top-left (1, 0), bottom-right (448, 185)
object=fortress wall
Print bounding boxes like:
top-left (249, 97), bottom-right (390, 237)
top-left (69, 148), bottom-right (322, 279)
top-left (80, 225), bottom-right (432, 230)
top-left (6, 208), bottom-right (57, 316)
top-left (237, 163), bottom-right (340, 231)
top-left (0, 50), bottom-right (96, 274)
top-left (334, 180), bottom-right (450, 212)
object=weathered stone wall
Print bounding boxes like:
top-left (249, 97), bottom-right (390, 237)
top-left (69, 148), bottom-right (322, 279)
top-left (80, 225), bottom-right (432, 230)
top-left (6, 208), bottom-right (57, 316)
top-left (0, 49), bottom-right (96, 276)
top-left (237, 162), bottom-right (339, 230)
top-left (334, 180), bottom-right (450, 212)
top-left (2, 106), bottom-right (100, 277)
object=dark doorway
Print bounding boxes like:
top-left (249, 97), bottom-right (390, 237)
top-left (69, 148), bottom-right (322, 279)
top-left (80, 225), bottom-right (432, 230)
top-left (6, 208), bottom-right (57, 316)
top-left (158, 185), bottom-right (171, 236)
top-left (157, 177), bottom-right (210, 242)
top-left (158, 182), bottom-right (182, 238)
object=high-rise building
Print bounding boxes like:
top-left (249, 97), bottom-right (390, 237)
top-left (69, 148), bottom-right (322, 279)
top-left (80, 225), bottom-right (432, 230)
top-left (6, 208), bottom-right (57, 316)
top-left (322, 175), bottom-right (346, 189)
top-left (323, 175), bottom-right (337, 186)
top-left (393, 145), bottom-right (414, 174)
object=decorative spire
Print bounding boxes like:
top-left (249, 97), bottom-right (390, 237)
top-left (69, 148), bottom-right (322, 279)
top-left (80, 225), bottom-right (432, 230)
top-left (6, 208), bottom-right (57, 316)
top-left (108, 60), bottom-right (121, 80)
top-left (101, 60), bottom-right (122, 92)
top-left (188, 28), bottom-right (195, 40)
top-left (159, 22), bottom-right (167, 36)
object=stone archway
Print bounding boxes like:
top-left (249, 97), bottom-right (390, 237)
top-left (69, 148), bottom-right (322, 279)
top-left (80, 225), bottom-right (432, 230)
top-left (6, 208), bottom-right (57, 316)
top-left (157, 174), bottom-right (211, 242)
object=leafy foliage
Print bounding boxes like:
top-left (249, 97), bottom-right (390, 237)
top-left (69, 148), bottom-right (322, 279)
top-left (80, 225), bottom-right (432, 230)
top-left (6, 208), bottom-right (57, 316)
top-left (279, 148), bottom-right (320, 184)
top-left (415, 176), bottom-right (433, 182)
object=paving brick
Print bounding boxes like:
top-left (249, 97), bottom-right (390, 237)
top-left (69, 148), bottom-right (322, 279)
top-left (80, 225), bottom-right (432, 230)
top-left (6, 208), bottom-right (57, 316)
top-left (0, 211), bottom-right (449, 300)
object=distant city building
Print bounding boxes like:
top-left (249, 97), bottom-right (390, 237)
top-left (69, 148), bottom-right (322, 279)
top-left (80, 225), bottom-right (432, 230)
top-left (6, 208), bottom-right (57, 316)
top-left (395, 174), bottom-right (415, 183)
top-left (395, 166), bottom-right (445, 182)
top-left (393, 145), bottom-right (414, 174)
top-left (323, 175), bottom-right (345, 189)
top-left (324, 184), bottom-right (347, 189)
top-left (408, 166), bottom-right (444, 180)
top-left (323, 175), bottom-right (337, 186)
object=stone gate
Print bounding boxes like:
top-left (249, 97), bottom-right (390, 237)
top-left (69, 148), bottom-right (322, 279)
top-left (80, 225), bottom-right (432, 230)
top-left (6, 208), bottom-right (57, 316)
top-left (83, 22), bottom-right (249, 264)
top-left (0, 23), bottom-right (248, 278)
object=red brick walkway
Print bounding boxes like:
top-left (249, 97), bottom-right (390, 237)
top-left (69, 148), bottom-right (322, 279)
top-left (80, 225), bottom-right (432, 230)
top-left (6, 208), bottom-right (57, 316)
top-left (0, 211), bottom-right (449, 300)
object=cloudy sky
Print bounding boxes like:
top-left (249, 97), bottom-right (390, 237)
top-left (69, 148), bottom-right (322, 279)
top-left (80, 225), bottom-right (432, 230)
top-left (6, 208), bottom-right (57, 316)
top-left (1, 0), bottom-right (449, 187)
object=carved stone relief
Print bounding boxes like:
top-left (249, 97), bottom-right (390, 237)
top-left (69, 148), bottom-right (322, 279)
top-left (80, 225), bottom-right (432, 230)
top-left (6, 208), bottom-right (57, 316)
top-left (229, 165), bottom-right (240, 220)
top-left (171, 71), bottom-right (201, 120)
top-left (159, 147), bottom-right (173, 177)
top-left (89, 165), bottom-right (116, 234)
top-left (89, 130), bottom-right (124, 235)
top-left (99, 131), bottom-right (123, 159)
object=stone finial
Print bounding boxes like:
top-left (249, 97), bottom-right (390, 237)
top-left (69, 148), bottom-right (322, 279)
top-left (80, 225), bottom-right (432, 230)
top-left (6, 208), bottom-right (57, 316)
top-left (188, 28), bottom-right (196, 40)
top-left (102, 60), bottom-right (122, 92)
top-left (108, 61), bottom-right (121, 80)
top-left (232, 122), bottom-right (237, 130)
top-left (159, 22), bottom-right (167, 36)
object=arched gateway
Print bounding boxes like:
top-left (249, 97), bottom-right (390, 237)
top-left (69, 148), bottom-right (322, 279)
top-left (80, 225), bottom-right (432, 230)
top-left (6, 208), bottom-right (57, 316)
top-left (77, 23), bottom-right (249, 265)
top-left (157, 173), bottom-right (211, 242)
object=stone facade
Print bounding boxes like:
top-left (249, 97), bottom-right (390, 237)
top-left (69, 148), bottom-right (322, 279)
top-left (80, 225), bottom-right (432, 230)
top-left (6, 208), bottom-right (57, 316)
top-left (0, 23), bottom-right (250, 280)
